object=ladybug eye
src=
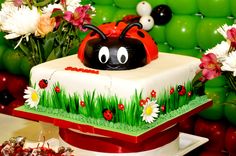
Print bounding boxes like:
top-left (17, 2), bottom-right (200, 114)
top-left (117, 47), bottom-right (128, 64)
top-left (136, 1), bottom-right (152, 16)
top-left (139, 15), bottom-right (154, 31)
top-left (98, 46), bottom-right (110, 64)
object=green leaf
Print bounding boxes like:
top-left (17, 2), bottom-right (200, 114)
top-left (46, 46), bottom-right (62, 61)
top-left (43, 36), bottom-right (55, 59)
top-left (51, 9), bottom-right (64, 18)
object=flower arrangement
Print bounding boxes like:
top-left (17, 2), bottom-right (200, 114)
top-left (193, 24), bottom-right (236, 92)
top-left (0, 0), bottom-right (94, 66)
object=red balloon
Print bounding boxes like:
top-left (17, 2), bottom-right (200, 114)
top-left (179, 116), bottom-right (196, 134)
top-left (0, 72), bottom-right (10, 92)
top-left (6, 75), bottom-right (28, 98)
top-left (194, 117), bottom-right (226, 151)
top-left (199, 150), bottom-right (226, 156)
top-left (225, 126), bottom-right (236, 155)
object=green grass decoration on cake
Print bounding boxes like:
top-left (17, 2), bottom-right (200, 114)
top-left (26, 80), bottom-right (196, 127)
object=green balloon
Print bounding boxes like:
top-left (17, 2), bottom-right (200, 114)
top-left (205, 75), bottom-right (227, 88)
top-left (0, 45), bottom-right (6, 70)
top-left (2, 49), bottom-right (22, 75)
top-left (170, 48), bottom-right (203, 58)
top-left (224, 92), bottom-right (236, 125)
top-left (196, 17), bottom-right (233, 50)
top-left (199, 87), bottom-right (227, 120)
top-left (20, 56), bottom-right (33, 77)
top-left (166, 0), bottom-right (198, 14)
top-left (92, 5), bottom-right (117, 25)
top-left (114, 0), bottom-right (139, 9)
top-left (158, 43), bottom-right (171, 52)
top-left (146, 0), bottom-right (167, 7)
top-left (149, 25), bottom-right (166, 43)
top-left (92, 0), bottom-right (114, 5)
top-left (230, 0), bottom-right (236, 17)
top-left (112, 9), bottom-right (136, 22)
top-left (197, 0), bottom-right (231, 17)
top-left (165, 15), bottom-right (200, 49)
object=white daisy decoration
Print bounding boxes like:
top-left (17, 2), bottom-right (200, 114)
top-left (221, 51), bottom-right (236, 76)
top-left (23, 87), bottom-right (40, 109)
top-left (141, 100), bottom-right (160, 123)
top-left (205, 41), bottom-right (230, 62)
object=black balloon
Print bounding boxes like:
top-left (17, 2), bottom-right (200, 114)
top-left (151, 5), bottom-right (172, 25)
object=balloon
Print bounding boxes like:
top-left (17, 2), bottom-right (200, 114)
top-left (114, 0), bottom-right (140, 9)
top-left (92, 0), bottom-right (113, 5)
top-left (196, 17), bottom-right (233, 50)
top-left (157, 43), bottom-right (171, 52)
top-left (112, 9), bottom-right (136, 22)
top-left (92, 5), bottom-right (117, 25)
top-left (170, 48), bottom-right (203, 58)
top-left (166, 0), bottom-right (198, 15)
top-left (224, 91), bottom-right (236, 126)
top-left (146, 0), bottom-right (167, 7)
top-left (136, 1), bottom-right (152, 16)
top-left (197, 0), bottom-right (231, 17)
top-left (204, 75), bottom-right (227, 88)
top-left (151, 4), bottom-right (172, 25)
top-left (165, 15), bottom-right (200, 49)
top-left (230, 0), bottom-right (236, 17)
top-left (149, 25), bottom-right (166, 43)
top-left (198, 87), bottom-right (227, 120)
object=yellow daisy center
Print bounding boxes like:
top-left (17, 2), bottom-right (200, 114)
top-left (145, 106), bottom-right (153, 115)
top-left (31, 91), bottom-right (39, 102)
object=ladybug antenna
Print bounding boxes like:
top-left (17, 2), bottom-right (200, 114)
top-left (119, 22), bottom-right (143, 41)
top-left (83, 24), bottom-right (107, 40)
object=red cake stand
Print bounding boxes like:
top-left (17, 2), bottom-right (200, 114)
top-left (14, 100), bottom-right (212, 155)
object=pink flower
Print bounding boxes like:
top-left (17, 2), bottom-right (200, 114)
top-left (227, 27), bottom-right (236, 48)
top-left (199, 53), bottom-right (221, 81)
top-left (64, 5), bottom-right (92, 31)
top-left (13, 0), bottom-right (23, 7)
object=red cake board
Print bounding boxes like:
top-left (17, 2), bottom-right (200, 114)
top-left (14, 100), bottom-right (212, 145)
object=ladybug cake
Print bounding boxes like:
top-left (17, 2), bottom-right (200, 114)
top-left (78, 22), bottom-right (158, 70)
top-left (15, 21), bottom-right (211, 156)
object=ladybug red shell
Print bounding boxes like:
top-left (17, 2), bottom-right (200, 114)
top-left (78, 22), bottom-right (158, 70)
top-left (177, 85), bottom-right (186, 96)
top-left (103, 109), bottom-right (113, 121)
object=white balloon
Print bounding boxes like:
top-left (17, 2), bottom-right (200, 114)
top-left (139, 15), bottom-right (154, 31)
top-left (136, 1), bottom-right (152, 16)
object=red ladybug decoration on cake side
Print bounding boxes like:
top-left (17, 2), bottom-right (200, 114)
top-left (78, 22), bottom-right (158, 70)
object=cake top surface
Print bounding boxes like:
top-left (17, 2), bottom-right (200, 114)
top-left (31, 52), bottom-right (200, 80)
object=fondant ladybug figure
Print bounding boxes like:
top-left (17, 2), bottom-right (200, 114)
top-left (78, 21), bottom-right (158, 70)
top-left (38, 79), bottom-right (48, 89)
top-left (103, 109), bottom-right (113, 121)
top-left (177, 85), bottom-right (186, 96)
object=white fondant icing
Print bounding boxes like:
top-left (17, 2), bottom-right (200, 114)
top-left (30, 52), bottom-right (200, 101)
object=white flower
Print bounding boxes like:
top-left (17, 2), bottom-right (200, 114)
top-left (42, 4), bottom-right (64, 15)
top-left (217, 24), bottom-right (236, 39)
top-left (66, 0), bottom-right (82, 12)
top-left (141, 100), bottom-right (159, 123)
top-left (205, 41), bottom-right (230, 62)
top-left (23, 87), bottom-right (40, 109)
top-left (221, 51), bottom-right (236, 76)
top-left (0, 2), bottom-right (40, 40)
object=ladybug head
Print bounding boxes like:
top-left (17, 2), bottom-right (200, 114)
top-left (78, 22), bottom-right (152, 70)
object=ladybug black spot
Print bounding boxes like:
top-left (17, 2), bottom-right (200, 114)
top-left (90, 31), bottom-right (96, 37)
top-left (137, 31), bottom-right (145, 38)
